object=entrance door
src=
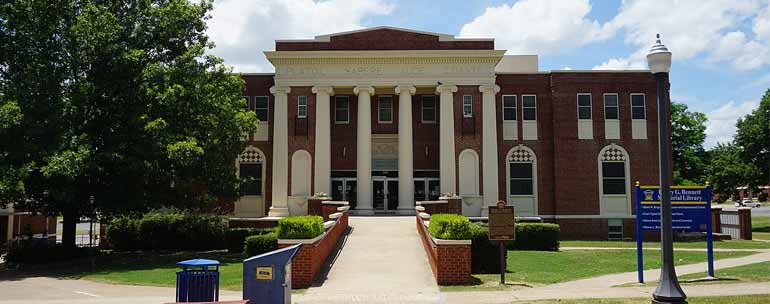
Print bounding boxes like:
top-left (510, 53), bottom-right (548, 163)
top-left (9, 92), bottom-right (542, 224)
top-left (373, 177), bottom-right (398, 211)
top-left (373, 179), bottom-right (386, 210)
top-left (387, 180), bottom-right (399, 210)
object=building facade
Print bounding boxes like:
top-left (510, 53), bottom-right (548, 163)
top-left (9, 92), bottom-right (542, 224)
top-left (233, 27), bottom-right (664, 239)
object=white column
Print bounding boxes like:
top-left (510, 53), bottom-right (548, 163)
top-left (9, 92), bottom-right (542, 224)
top-left (354, 86), bottom-right (374, 214)
top-left (312, 86), bottom-right (334, 195)
top-left (6, 207), bottom-right (14, 241)
top-left (396, 85), bottom-right (416, 214)
top-left (268, 86), bottom-right (290, 217)
top-left (436, 84), bottom-right (458, 195)
top-left (480, 84), bottom-right (501, 213)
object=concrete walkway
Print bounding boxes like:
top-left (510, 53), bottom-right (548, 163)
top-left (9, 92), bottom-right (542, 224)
top-left (445, 250), bottom-right (770, 303)
top-left (293, 216), bottom-right (441, 304)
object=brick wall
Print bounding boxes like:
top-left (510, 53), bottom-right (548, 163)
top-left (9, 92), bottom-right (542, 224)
top-left (277, 211), bottom-right (349, 289)
top-left (276, 28), bottom-right (494, 51)
top-left (10, 214), bottom-right (56, 238)
top-left (415, 213), bottom-right (471, 285)
top-left (241, 74), bottom-right (275, 214)
top-left (287, 86), bottom-right (317, 195)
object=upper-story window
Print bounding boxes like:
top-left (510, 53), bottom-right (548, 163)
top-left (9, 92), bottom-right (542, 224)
top-left (462, 95), bottom-right (473, 118)
top-left (601, 161), bottom-right (626, 195)
top-left (522, 95), bottom-right (537, 121)
top-left (577, 93), bottom-right (592, 120)
top-left (254, 96), bottom-right (269, 121)
top-left (631, 94), bottom-right (646, 120)
top-left (421, 95), bottom-right (436, 123)
top-left (297, 95), bottom-right (307, 118)
top-left (604, 94), bottom-right (619, 120)
top-left (502, 95), bottom-right (517, 121)
top-left (378, 96), bottom-right (393, 123)
top-left (335, 96), bottom-right (349, 123)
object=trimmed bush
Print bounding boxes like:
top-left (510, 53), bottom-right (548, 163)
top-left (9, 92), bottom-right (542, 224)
top-left (470, 224), bottom-right (502, 273)
top-left (244, 233), bottom-right (278, 257)
top-left (104, 216), bottom-right (139, 251)
top-left (510, 223), bottom-right (560, 251)
top-left (226, 228), bottom-right (274, 253)
top-left (428, 214), bottom-right (472, 240)
top-left (104, 212), bottom-right (227, 251)
top-left (277, 216), bottom-right (324, 239)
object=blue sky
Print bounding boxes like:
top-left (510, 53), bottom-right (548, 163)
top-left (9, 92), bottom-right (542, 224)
top-left (207, 0), bottom-right (770, 148)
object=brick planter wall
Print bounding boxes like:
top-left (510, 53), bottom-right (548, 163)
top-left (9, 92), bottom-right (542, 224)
top-left (307, 198), bottom-right (327, 217)
top-left (415, 211), bottom-right (471, 285)
top-left (417, 199), bottom-right (462, 215)
top-left (277, 211), bottom-right (349, 288)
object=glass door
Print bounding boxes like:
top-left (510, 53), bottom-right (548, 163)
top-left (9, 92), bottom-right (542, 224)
top-left (373, 178), bottom-right (386, 210)
top-left (386, 180), bottom-right (399, 210)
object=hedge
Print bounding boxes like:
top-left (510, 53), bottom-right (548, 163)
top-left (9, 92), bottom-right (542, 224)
top-left (277, 216), bottom-right (324, 239)
top-left (104, 212), bottom-right (227, 251)
top-left (226, 228), bottom-right (275, 253)
top-left (470, 224), bottom-right (501, 273)
top-left (470, 223), bottom-right (560, 273)
top-left (428, 214), bottom-right (472, 240)
top-left (244, 233), bottom-right (278, 257)
top-left (510, 223), bottom-right (560, 251)
top-left (5, 240), bottom-right (98, 265)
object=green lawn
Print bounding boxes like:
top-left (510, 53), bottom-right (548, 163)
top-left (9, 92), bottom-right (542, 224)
top-left (752, 217), bottom-right (769, 241)
top-left (439, 250), bottom-right (755, 292)
top-left (512, 294), bottom-right (770, 304)
top-left (678, 261), bottom-right (770, 285)
top-left (560, 240), bottom-right (769, 250)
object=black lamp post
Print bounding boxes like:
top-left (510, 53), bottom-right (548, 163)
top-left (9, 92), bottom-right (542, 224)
top-left (647, 34), bottom-right (687, 304)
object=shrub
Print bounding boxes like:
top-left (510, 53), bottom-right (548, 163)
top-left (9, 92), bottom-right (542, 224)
top-left (428, 214), bottom-right (472, 240)
top-left (104, 212), bottom-right (227, 251)
top-left (277, 216), bottom-right (324, 239)
top-left (104, 216), bottom-right (139, 251)
top-left (226, 228), bottom-right (275, 253)
top-left (470, 224), bottom-right (503, 273)
top-left (509, 223), bottom-right (560, 251)
top-left (244, 233), bottom-right (278, 257)
top-left (5, 240), bottom-right (98, 265)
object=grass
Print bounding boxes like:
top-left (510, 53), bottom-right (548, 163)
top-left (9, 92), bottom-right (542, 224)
top-left (679, 261), bottom-right (770, 285)
top-left (560, 239), bottom-right (769, 250)
top-left (439, 249), bottom-right (755, 292)
top-left (512, 294), bottom-right (770, 304)
top-left (752, 216), bottom-right (769, 241)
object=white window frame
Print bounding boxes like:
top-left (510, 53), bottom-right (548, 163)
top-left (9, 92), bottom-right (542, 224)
top-left (334, 96), bottom-right (350, 124)
top-left (577, 93), bottom-right (592, 120)
top-left (378, 95), bottom-right (393, 123)
top-left (462, 95), bottom-right (473, 118)
top-left (253, 96), bottom-right (270, 122)
top-left (603, 93), bottom-right (619, 120)
top-left (522, 95), bottom-right (537, 121)
top-left (297, 95), bottom-right (308, 118)
top-left (502, 95), bottom-right (517, 121)
top-left (630, 93), bottom-right (646, 120)
top-left (421, 95), bottom-right (436, 123)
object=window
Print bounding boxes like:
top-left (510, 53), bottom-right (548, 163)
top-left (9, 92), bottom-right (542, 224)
top-left (522, 95), bottom-right (537, 120)
top-left (297, 95), bottom-right (308, 118)
top-left (242, 96), bottom-right (250, 111)
top-left (335, 96), bottom-right (349, 123)
top-left (631, 94), bottom-right (645, 120)
top-left (608, 219), bottom-right (624, 240)
top-left (421, 95), bottom-right (436, 122)
top-left (502, 95), bottom-right (517, 121)
top-left (462, 95), bottom-right (473, 118)
top-left (254, 96), bottom-right (269, 121)
top-left (578, 94), bottom-right (592, 120)
top-left (509, 163), bottom-right (534, 195)
top-left (239, 163), bottom-right (263, 196)
top-left (602, 162), bottom-right (626, 194)
top-left (604, 94), bottom-right (619, 120)
top-left (378, 96), bottom-right (393, 123)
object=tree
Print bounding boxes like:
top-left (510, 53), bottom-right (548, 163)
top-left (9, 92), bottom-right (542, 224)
top-left (734, 89), bottom-right (770, 190)
top-left (707, 143), bottom-right (753, 202)
top-left (670, 102), bottom-right (708, 185)
top-left (0, 0), bottom-right (258, 249)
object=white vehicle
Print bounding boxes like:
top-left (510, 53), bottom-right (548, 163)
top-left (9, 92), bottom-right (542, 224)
top-left (735, 200), bottom-right (761, 208)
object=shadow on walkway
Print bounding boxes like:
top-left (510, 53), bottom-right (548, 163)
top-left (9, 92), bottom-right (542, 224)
top-left (310, 226), bottom-right (353, 288)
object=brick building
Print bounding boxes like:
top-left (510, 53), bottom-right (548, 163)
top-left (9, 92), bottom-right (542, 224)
top-left (232, 27), bottom-right (665, 239)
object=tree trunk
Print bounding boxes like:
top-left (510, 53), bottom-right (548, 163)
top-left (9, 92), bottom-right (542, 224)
top-left (61, 208), bottom-right (77, 250)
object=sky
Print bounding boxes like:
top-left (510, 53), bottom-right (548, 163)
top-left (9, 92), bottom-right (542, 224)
top-left (205, 0), bottom-right (770, 148)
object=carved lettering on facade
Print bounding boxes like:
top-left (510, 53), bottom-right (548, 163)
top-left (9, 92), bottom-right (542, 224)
top-left (344, 66), bottom-right (384, 76)
top-left (280, 66), bottom-right (325, 76)
top-left (443, 65), bottom-right (486, 74)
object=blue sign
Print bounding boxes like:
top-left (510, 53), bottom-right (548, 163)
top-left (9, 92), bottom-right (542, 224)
top-left (636, 186), bottom-right (710, 232)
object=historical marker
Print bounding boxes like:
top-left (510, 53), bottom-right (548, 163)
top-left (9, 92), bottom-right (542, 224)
top-left (488, 201), bottom-right (515, 285)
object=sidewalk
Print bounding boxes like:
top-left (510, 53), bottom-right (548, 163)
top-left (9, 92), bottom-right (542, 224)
top-left (293, 216), bottom-right (440, 304)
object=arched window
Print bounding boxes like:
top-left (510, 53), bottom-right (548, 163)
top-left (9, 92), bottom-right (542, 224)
top-left (291, 150), bottom-right (312, 196)
top-left (458, 149), bottom-right (480, 196)
top-left (237, 146), bottom-right (265, 196)
top-left (598, 144), bottom-right (631, 215)
top-left (506, 145), bottom-right (538, 216)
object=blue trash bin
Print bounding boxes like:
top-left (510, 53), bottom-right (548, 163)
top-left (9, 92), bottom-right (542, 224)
top-left (176, 259), bottom-right (220, 302)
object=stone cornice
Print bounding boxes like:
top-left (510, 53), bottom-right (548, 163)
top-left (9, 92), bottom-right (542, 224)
top-left (269, 57), bottom-right (503, 66)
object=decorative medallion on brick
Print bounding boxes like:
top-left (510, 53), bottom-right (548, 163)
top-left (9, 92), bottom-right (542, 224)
top-left (508, 146), bottom-right (534, 162)
top-left (600, 145), bottom-right (626, 161)
top-left (239, 146), bottom-right (264, 164)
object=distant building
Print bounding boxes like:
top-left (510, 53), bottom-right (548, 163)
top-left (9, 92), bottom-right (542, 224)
top-left (1, 205), bottom-right (56, 245)
top-left (229, 27), bottom-right (664, 239)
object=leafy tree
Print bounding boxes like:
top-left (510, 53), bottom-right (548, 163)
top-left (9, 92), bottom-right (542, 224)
top-left (0, 0), bottom-right (258, 249)
top-left (734, 89), bottom-right (770, 190)
top-left (671, 102), bottom-right (708, 185)
top-left (707, 143), bottom-right (752, 202)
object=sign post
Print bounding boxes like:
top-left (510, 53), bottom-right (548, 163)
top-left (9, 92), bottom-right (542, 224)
top-left (488, 201), bottom-right (515, 286)
top-left (634, 184), bottom-right (713, 283)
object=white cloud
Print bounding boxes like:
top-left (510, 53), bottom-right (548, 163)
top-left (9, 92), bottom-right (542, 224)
top-left (458, 0), bottom-right (613, 55)
top-left (592, 52), bottom-right (646, 70)
top-left (206, 0), bottom-right (393, 72)
top-left (704, 100), bottom-right (758, 148)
